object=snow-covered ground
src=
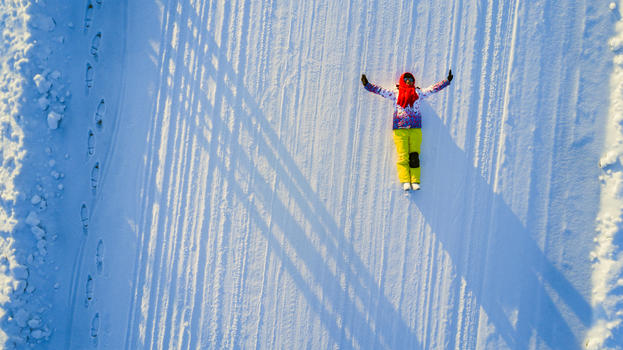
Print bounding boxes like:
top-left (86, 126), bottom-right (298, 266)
top-left (0, 0), bottom-right (620, 349)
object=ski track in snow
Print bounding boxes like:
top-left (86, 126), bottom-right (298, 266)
top-left (0, 0), bottom-right (615, 349)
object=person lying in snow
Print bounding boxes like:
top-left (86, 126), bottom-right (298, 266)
top-left (361, 70), bottom-right (453, 191)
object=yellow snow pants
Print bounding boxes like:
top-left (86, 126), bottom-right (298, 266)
top-left (393, 128), bottom-right (422, 184)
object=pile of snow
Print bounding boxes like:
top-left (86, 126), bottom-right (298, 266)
top-left (32, 70), bottom-right (68, 130)
top-left (587, 2), bottom-right (623, 349)
top-left (0, 0), bottom-right (69, 347)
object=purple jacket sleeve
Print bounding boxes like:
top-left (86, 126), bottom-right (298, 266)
top-left (364, 82), bottom-right (397, 102)
top-left (419, 79), bottom-right (451, 98)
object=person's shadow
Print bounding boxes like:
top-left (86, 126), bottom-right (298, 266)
top-left (407, 102), bottom-right (591, 349)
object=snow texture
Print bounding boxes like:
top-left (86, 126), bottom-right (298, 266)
top-left (0, 0), bottom-right (619, 349)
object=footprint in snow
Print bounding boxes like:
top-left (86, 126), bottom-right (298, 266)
top-left (91, 32), bottom-right (101, 62)
top-left (96, 240), bottom-right (104, 274)
top-left (94, 99), bottom-right (105, 127)
top-left (91, 162), bottom-right (100, 194)
top-left (85, 274), bottom-right (93, 307)
top-left (84, 0), bottom-right (94, 33)
top-left (91, 312), bottom-right (99, 345)
top-left (86, 62), bottom-right (94, 94)
top-left (81, 203), bottom-right (89, 234)
top-left (88, 129), bottom-right (95, 157)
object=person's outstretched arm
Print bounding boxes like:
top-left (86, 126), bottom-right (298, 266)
top-left (419, 70), bottom-right (453, 98)
top-left (361, 74), bottom-right (397, 102)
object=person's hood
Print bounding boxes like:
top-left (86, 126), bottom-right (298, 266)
top-left (397, 72), bottom-right (418, 108)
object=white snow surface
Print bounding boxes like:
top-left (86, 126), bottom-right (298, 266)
top-left (0, 0), bottom-right (619, 349)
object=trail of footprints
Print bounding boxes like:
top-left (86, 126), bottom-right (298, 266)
top-left (82, 1), bottom-right (106, 346)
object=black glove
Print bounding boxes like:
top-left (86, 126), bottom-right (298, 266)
top-left (447, 69), bottom-right (453, 82)
top-left (361, 74), bottom-right (369, 86)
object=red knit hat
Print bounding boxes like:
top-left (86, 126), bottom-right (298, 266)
top-left (397, 72), bottom-right (418, 108)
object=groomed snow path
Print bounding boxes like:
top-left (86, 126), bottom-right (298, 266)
top-left (56, 0), bottom-right (612, 349)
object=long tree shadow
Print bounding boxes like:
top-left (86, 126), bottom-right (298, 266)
top-left (132, 2), bottom-right (425, 349)
top-left (413, 103), bottom-right (592, 349)
top-left (192, 31), bottom-right (423, 350)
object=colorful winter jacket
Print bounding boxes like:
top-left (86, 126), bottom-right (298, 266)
top-left (364, 78), bottom-right (450, 129)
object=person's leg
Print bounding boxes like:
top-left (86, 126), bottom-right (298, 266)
top-left (408, 128), bottom-right (422, 184)
top-left (392, 129), bottom-right (411, 184)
